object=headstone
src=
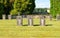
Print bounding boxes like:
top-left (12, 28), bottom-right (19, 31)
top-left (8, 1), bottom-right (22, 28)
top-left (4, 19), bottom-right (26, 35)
top-left (22, 15), bottom-right (27, 18)
top-left (49, 15), bottom-right (52, 20)
top-left (2, 14), bottom-right (6, 20)
top-left (56, 14), bottom-right (60, 20)
top-left (8, 15), bottom-right (11, 20)
top-left (40, 15), bottom-right (45, 26)
top-left (27, 15), bottom-right (33, 26)
top-left (17, 16), bottom-right (23, 26)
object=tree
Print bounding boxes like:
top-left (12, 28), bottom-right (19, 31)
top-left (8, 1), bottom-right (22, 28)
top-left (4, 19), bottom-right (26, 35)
top-left (50, 0), bottom-right (60, 17)
top-left (0, 0), bottom-right (14, 18)
top-left (4, 0), bottom-right (12, 15)
top-left (10, 0), bottom-right (35, 15)
top-left (0, 0), bottom-right (4, 18)
top-left (0, 0), bottom-right (14, 15)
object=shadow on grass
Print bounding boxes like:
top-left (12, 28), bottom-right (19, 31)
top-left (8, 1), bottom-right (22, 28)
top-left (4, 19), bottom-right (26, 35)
top-left (45, 24), bottom-right (52, 26)
top-left (23, 24), bottom-right (39, 26)
top-left (22, 24), bottom-right (52, 26)
top-left (23, 24), bottom-right (28, 26)
top-left (34, 24), bottom-right (52, 26)
top-left (33, 24), bottom-right (40, 26)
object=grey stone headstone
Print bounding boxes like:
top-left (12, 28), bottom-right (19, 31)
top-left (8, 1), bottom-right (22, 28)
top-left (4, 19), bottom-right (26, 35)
top-left (40, 15), bottom-right (45, 26)
top-left (49, 15), bottom-right (52, 20)
top-left (27, 15), bottom-right (33, 26)
top-left (2, 15), bottom-right (6, 20)
top-left (17, 16), bottom-right (23, 26)
top-left (56, 14), bottom-right (60, 20)
top-left (8, 15), bottom-right (11, 20)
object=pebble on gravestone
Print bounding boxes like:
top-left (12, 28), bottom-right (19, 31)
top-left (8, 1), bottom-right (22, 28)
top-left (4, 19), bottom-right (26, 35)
top-left (56, 14), bottom-right (60, 20)
top-left (8, 15), bottom-right (11, 20)
top-left (2, 14), bottom-right (6, 20)
top-left (17, 16), bottom-right (23, 26)
top-left (40, 15), bottom-right (45, 26)
top-left (27, 15), bottom-right (33, 26)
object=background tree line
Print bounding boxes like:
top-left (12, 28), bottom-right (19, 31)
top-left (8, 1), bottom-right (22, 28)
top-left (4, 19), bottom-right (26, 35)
top-left (33, 8), bottom-right (48, 15)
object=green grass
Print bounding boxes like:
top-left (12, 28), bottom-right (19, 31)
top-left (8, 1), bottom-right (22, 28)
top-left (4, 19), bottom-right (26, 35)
top-left (0, 18), bottom-right (60, 38)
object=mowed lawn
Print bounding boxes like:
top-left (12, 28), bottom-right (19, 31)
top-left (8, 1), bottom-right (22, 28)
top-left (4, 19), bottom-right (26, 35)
top-left (0, 18), bottom-right (60, 38)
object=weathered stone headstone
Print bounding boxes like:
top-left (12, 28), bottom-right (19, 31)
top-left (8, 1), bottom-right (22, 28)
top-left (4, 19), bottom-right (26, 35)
top-left (27, 15), bottom-right (33, 26)
top-left (40, 15), bottom-right (45, 26)
top-left (17, 16), bottom-right (23, 26)
top-left (8, 15), bottom-right (11, 20)
top-left (2, 14), bottom-right (6, 20)
top-left (49, 15), bottom-right (52, 20)
top-left (56, 14), bottom-right (60, 20)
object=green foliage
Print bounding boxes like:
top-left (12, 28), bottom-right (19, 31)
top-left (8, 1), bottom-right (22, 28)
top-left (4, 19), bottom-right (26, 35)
top-left (0, 0), bottom-right (4, 18)
top-left (50, 0), bottom-right (60, 17)
top-left (0, 0), bottom-right (4, 3)
top-left (0, 0), bottom-right (13, 18)
top-left (4, 0), bottom-right (9, 6)
top-left (10, 9), bottom-right (18, 15)
top-left (10, 0), bottom-right (35, 15)
top-left (4, 0), bottom-right (12, 15)
top-left (0, 4), bottom-right (4, 18)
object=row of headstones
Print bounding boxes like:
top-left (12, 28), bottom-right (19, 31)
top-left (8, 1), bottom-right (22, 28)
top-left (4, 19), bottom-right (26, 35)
top-left (2, 14), bottom-right (60, 26)
top-left (17, 15), bottom-right (45, 26)
top-left (2, 14), bottom-right (60, 20)
top-left (2, 15), bottom-right (45, 26)
top-left (16, 15), bottom-right (60, 26)
top-left (2, 15), bottom-right (52, 20)
top-left (2, 15), bottom-right (11, 20)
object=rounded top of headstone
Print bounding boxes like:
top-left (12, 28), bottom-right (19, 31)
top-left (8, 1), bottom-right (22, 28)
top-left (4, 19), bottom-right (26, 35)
top-left (17, 16), bottom-right (22, 19)
top-left (8, 15), bottom-right (11, 16)
top-left (27, 15), bottom-right (33, 19)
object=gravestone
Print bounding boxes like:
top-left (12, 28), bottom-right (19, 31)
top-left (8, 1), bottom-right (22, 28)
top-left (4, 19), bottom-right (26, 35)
top-left (40, 15), bottom-right (45, 26)
top-left (8, 15), bottom-right (11, 20)
top-left (27, 15), bottom-right (33, 26)
top-left (2, 14), bottom-right (6, 20)
top-left (56, 14), bottom-right (60, 20)
top-left (17, 16), bottom-right (23, 26)
top-left (49, 15), bottom-right (52, 20)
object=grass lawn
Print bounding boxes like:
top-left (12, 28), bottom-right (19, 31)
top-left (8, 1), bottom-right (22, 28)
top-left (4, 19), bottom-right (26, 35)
top-left (0, 18), bottom-right (60, 38)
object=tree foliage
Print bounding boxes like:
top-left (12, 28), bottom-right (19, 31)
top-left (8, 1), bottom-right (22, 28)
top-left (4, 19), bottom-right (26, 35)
top-left (10, 0), bottom-right (35, 15)
top-left (0, 0), bottom-right (4, 18)
top-left (50, 0), bottom-right (60, 17)
top-left (4, 0), bottom-right (12, 15)
top-left (0, 0), bottom-right (13, 18)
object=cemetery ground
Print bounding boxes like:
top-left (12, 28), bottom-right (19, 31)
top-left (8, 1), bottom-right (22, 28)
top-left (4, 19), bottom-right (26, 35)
top-left (0, 18), bottom-right (60, 38)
